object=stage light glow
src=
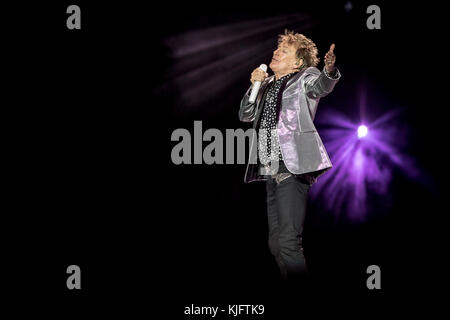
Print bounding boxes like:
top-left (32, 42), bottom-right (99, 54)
top-left (309, 104), bottom-right (421, 222)
top-left (357, 125), bottom-right (368, 138)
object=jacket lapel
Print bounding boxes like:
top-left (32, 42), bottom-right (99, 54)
top-left (284, 68), bottom-right (305, 92)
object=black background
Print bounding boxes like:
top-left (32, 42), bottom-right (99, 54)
top-left (5, 0), bottom-right (447, 317)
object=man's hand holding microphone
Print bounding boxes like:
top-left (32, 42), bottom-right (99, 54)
top-left (248, 64), bottom-right (268, 103)
top-left (250, 66), bottom-right (269, 85)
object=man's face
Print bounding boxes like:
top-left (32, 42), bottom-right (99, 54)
top-left (269, 40), bottom-right (301, 75)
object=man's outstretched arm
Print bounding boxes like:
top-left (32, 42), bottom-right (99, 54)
top-left (304, 43), bottom-right (341, 99)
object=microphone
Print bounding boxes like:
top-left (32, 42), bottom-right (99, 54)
top-left (248, 64), bottom-right (267, 103)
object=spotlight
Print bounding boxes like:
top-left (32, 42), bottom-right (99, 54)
top-left (357, 125), bottom-right (368, 138)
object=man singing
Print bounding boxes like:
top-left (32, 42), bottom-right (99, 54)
top-left (239, 30), bottom-right (341, 280)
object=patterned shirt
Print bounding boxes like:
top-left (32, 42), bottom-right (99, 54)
top-left (257, 72), bottom-right (297, 165)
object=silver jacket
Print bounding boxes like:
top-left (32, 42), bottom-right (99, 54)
top-left (239, 66), bottom-right (341, 183)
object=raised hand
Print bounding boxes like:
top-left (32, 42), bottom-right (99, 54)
top-left (324, 43), bottom-right (336, 73)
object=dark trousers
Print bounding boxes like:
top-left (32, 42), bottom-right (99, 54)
top-left (266, 173), bottom-right (311, 280)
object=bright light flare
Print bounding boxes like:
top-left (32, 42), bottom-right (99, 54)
top-left (357, 125), bottom-right (368, 138)
top-left (309, 107), bottom-right (420, 222)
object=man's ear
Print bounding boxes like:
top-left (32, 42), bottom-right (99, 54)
top-left (295, 58), bottom-right (304, 69)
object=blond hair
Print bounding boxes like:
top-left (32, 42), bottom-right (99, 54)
top-left (278, 29), bottom-right (320, 68)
